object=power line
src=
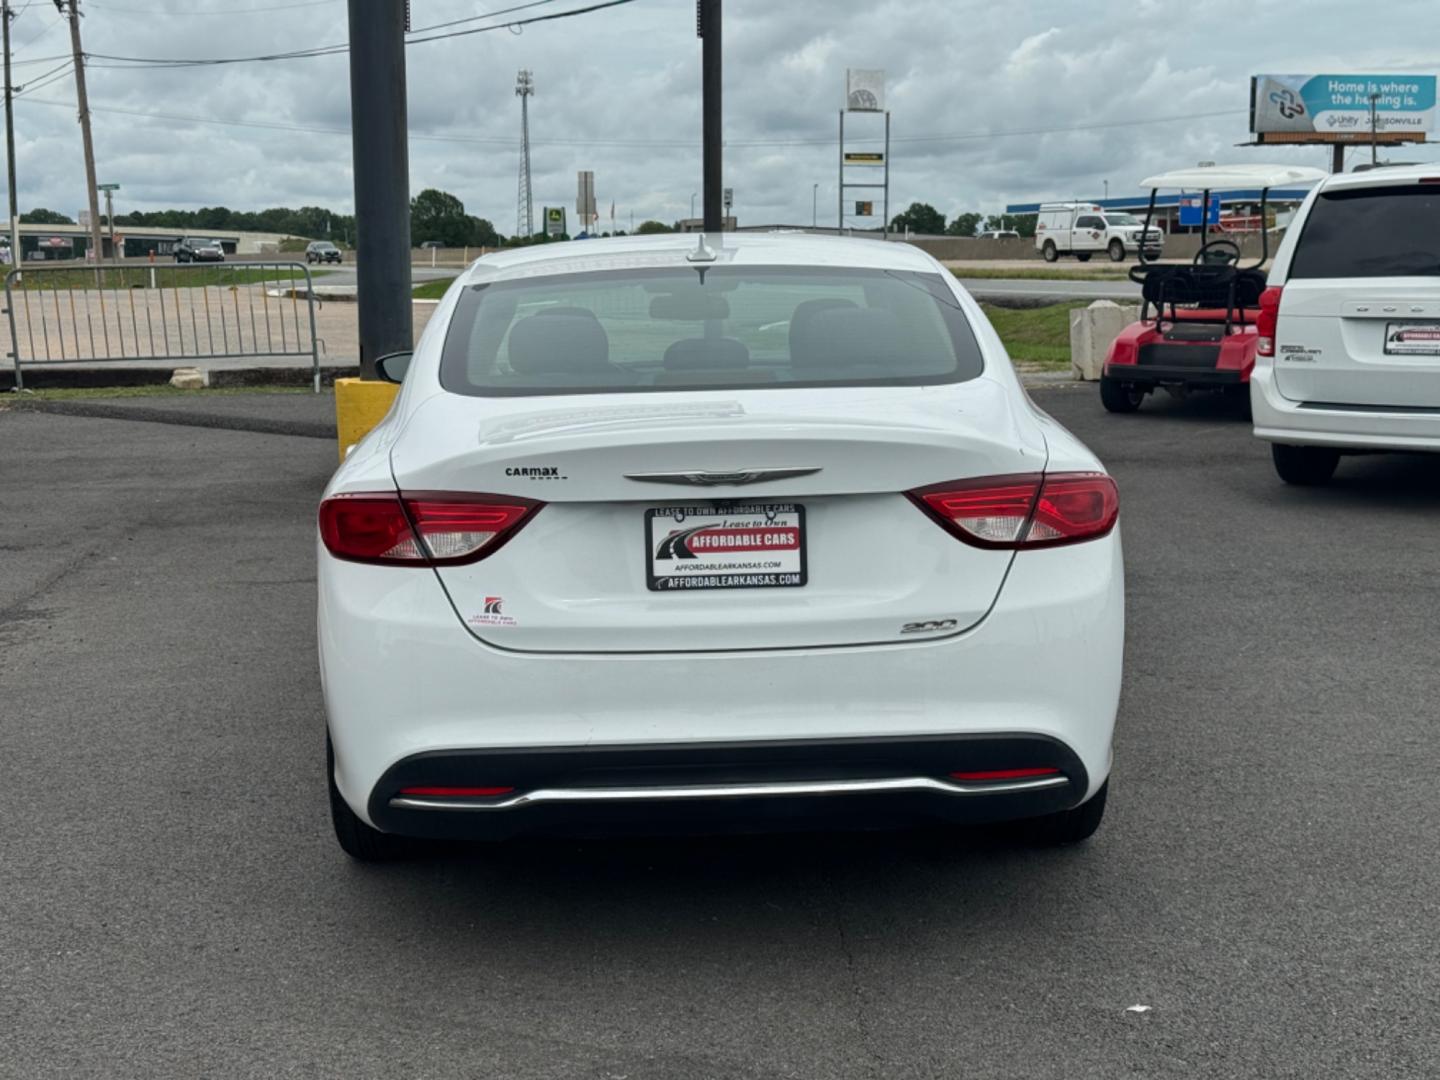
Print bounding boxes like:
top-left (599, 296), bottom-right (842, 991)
top-left (13, 57), bottom-right (71, 95)
top-left (13, 12), bottom-right (62, 50)
top-left (82, 0), bottom-right (639, 69)
top-left (407, 0), bottom-right (562, 35)
top-left (86, 0), bottom-right (335, 11)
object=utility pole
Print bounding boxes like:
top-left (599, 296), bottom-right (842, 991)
top-left (346, 0), bottom-right (411, 380)
top-left (1369, 93), bottom-right (1380, 167)
top-left (697, 0), bottom-right (721, 232)
top-left (56, 0), bottom-right (103, 264)
top-left (3, 0), bottom-right (21, 271)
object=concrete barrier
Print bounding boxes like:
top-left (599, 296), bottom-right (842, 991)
top-left (1070, 301), bottom-right (1140, 381)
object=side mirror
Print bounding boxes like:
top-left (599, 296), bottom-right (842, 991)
top-left (374, 351), bottom-right (412, 384)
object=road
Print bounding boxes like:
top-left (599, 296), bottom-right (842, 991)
top-left (2, 388), bottom-right (1437, 1078)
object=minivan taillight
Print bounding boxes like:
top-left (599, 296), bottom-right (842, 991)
top-left (318, 492), bottom-right (540, 566)
top-left (908, 472), bottom-right (1118, 550)
top-left (1256, 286), bottom-right (1283, 357)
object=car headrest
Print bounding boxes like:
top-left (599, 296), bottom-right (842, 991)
top-left (788, 298), bottom-right (858, 362)
top-left (507, 307), bottom-right (611, 375)
top-left (662, 337), bottom-right (751, 371)
top-left (790, 307), bottom-right (906, 370)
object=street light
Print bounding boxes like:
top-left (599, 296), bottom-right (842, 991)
top-left (1103, 179), bottom-right (1109, 200)
top-left (812, 183), bottom-right (818, 229)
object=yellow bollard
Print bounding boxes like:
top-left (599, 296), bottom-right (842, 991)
top-left (334, 378), bottom-right (400, 462)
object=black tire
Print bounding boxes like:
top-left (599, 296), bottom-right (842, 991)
top-left (1076, 252), bottom-right (1093, 263)
top-left (328, 736), bottom-right (414, 861)
top-left (1271, 444), bottom-right (1340, 486)
top-left (1042, 240), bottom-right (1058, 263)
top-left (1100, 375), bottom-right (1144, 413)
top-left (1108, 239), bottom-right (1126, 262)
top-left (1016, 781), bottom-right (1107, 845)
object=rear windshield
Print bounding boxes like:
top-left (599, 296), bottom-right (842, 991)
top-left (438, 265), bottom-right (984, 396)
top-left (1290, 185), bottom-right (1440, 278)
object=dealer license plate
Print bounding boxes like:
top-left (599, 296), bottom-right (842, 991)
top-left (1385, 322), bottom-right (1440, 357)
top-left (646, 503), bottom-right (806, 591)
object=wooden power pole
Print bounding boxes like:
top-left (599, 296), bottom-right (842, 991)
top-left (56, 0), bottom-right (103, 263)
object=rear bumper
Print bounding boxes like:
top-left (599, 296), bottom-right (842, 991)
top-left (1251, 365), bottom-right (1440, 451)
top-left (370, 734), bottom-right (1088, 840)
top-left (320, 532), bottom-right (1123, 834)
top-left (1105, 363), bottom-right (1243, 387)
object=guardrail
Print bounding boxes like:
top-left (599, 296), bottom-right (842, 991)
top-left (3, 261), bottom-right (321, 391)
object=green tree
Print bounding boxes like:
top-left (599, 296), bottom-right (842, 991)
top-left (410, 188), bottom-right (471, 247)
top-left (946, 212), bottom-right (983, 237)
top-left (984, 213), bottom-right (1037, 238)
top-left (466, 215), bottom-right (500, 247)
top-left (889, 202), bottom-right (946, 235)
top-left (20, 208), bottom-right (74, 225)
top-left (635, 220), bottom-right (674, 235)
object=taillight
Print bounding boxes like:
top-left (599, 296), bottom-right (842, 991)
top-left (318, 492), bottom-right (540, 566)
top-left (908, 472), bottom-right (1118, 550)
top-left (1256, 285), bottom-right (1282, 357)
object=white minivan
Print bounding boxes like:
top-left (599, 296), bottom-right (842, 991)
top-left (1251, 165), bottom-right (1440, 484)
top-left (1035, 203), bottom-right (1164, 263)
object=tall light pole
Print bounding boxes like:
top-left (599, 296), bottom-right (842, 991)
top-left (812, 183), bottom-right (818, 229)
top-left (690, 192), bottom-right (697, 221)
top-left (1103, 179), bottom-right (1109, 200)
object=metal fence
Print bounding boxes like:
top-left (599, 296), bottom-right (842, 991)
top-left (3, 261), bottom-right (322, 391)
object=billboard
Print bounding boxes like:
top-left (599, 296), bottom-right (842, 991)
top-left (846, 69), bottom-right (885, 112)
top-left (1251, 74), bottom-right (1436, 140)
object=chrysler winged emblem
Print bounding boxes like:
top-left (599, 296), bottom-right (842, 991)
top-left (624, 467), bottom-right (821, 487)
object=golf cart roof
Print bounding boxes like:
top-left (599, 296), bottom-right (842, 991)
top-left (1137, 164), bottom-right (1329, 190)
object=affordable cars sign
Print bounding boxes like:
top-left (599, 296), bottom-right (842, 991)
top-left (1251, 74), bottom-right (1436, 139)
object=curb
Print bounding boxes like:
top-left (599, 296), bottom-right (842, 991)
top-left (13, 399), bottom-right (336, 440)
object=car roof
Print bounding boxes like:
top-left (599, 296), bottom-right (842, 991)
top-left (1318, 162), bottom-right (1440, 191)
top-left (1138, 164), bottom-right (1329, 190)
top-left (460, 232), bottom-right (938, 285)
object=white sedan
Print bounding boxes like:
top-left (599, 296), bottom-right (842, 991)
top-left (318, 233), bottom-right (1123, 859)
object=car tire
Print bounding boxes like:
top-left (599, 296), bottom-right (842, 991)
top-left (1076, 252), bottom-right (1093, 262)
top-left (1042, 240), bottom-right (1058, 263)
top-left (1271, 443), bottom-right (1340, 486)
top-left (1016, 781), bottom-right (1107, 845)
top-left (1100, 375), bottom-right (1144, 413)
top-left (328, 736), bottom-right (414, 862)
top-left (1108, 239), bottom-right (1126, 262)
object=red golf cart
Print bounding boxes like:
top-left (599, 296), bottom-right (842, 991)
top-left (1100, 165), bottom-right (1327, 414)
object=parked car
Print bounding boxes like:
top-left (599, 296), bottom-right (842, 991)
top-left (1251, 163), bottom-right (1440, 484)
top-left (419, 240), bottom-right (444, 249)
top-left (977, 230), bottom-right (1021, 240)
top-left (174, 237), bottom-right (225, 263)
top-left (317, 233), bottom-right (1123, 860)
top-left (306, 241), bottom-right (342, 265)
top-left (1036, 203), bottom-right (1164, 263)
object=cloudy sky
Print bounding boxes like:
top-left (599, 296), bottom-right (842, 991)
top-left (7, 0), bottom-right (1439, 233)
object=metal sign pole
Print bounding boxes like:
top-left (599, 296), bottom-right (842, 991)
top-left (837, 110), bottom-right (844, 232)
top-left (882, 111), bottom-right (890, 240)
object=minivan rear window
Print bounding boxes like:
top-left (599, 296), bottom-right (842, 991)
top-left (438, 266), bottom-right (984, 397)
top-left (1289, 185), bottom-right (1440, 279)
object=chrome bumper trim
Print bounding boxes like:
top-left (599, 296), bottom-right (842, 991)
top-left (389, 774), bottom-right (1070, 813)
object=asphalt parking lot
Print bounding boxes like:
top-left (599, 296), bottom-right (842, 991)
top-left (2, 387), bottom-right (1438, 1079)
